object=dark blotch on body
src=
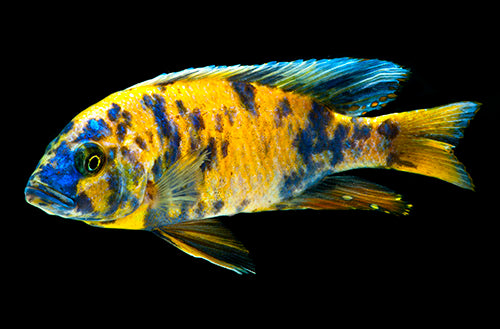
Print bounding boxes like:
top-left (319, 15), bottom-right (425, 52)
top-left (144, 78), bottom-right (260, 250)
top-left (221, 140), bottom-right (229, 158)
top-left (190, 134), bottom-right (201, 151)
top-left (274, 97), bottom-right (292, 127)
top-left (135, 136), bottom-right (147, 150)
top-left (103, 173), bottom-right (122, 216)
top-left (201, 137), bottom-right (217, 172)
top-left (330, 123), bottom-right (349, 167)
top-left (212, 200), bottom-right (225, 214)
top-left (122, 111), bottom-right (132, 125)
top-left (223, 106), bottom-right (236, 125)
top-left (142, 94), bottom-right (170, 140)
top-left (152, 157), bottom-right (163, 181)
top-left (351, 118), bottom-right (371, 140)
top-left (164, 123), bottom-right (181, 166)
top-left (215, 113), bottom-right (223, 132)
top-left (117, 122), bottom-right (127, 142)
top-left (175, 100), bottom-right (187, 116)
top-left (237, 199), bottom-right (250, 212)
top-left (189, 108), bottom-right (205, 131)
top-left (377, 119), bottom-right (400, 140)
top-left (107, 173), bottom-right (120, 193)
top-left (109, 103), bottom-right (133, 143)
top-left (107, 103), bottom-right (121, 122)
top-left (294, 102), bottom-right (351, 172)
top-left (76, 192), bottom-right (93, 213)
top-left (294, 102), bottom-right (334, 169)
top-left (142, 94), bottom-right (181, 165)
top-left (230, 81), bottom-right (258, 116)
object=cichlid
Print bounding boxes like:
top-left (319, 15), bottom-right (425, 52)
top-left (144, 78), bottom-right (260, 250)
top-left (25, 58), bottom-right (479, 274)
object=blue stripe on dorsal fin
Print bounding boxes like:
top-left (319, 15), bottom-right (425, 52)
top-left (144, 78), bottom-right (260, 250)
top-left (128, 58), bottom-right (409, 116)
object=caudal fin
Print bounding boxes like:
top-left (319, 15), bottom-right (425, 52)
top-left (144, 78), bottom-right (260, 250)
top-left (380, 102), bottom-right (480, 190)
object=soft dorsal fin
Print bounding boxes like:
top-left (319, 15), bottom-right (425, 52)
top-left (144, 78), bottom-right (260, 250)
top-left (128, 58), bottom-right (409, 116)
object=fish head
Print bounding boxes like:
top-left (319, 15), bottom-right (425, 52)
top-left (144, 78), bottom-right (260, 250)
top-left (25, 112), bottom-right (149, 222)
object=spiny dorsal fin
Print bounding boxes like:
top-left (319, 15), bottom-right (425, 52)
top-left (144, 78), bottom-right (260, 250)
top-left (154, 219), bottom-right (255, 274)
top-left (128, 58), bottom-right (409, 116)
top-left (276, 175), bottom-right (412, 215)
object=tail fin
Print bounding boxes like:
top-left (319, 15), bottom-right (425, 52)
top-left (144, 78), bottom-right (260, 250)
top-left (379, 102), bottom-right (480, 190)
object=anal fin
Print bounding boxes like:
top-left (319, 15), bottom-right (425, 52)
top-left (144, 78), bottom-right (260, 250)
top-left (277, 176), bottom-right (411, 215)
top-left (154, 219), bottom-right (255, 274)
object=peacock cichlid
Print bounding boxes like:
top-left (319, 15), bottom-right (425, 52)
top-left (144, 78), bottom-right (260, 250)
top-left (25, 58), bottom-right (480, 274)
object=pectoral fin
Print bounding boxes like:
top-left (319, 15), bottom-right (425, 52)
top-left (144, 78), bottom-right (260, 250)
top-left (277, 176), bottom-right (411, 215)
top-left (155, 149), bottom-right (207, 211)
top-left (154, 219), bottom-right (255, 274)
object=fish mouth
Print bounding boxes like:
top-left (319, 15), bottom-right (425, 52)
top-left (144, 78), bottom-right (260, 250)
top-left (25, 180), bottom-right (76, 210)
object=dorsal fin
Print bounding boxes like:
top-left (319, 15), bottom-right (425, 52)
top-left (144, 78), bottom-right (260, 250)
top-left (128, 58), bottom-right (409, 116)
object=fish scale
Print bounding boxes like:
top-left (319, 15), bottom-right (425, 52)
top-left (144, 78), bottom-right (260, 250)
top-left (25, 58), bottom-right (479, 274)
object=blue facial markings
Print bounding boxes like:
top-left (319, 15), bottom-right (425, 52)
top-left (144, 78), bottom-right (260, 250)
top-left (75, 118), bottom-right (111, 142)
top-left (107, 103), bottom-right (121, 121)
top-left (37, 141), bottom-right (80, 199)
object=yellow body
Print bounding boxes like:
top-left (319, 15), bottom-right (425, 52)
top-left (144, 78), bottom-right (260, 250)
top-left (79, 78), bottom-right (404, 230)
top-left (83, 80), bottom-right (333, 229)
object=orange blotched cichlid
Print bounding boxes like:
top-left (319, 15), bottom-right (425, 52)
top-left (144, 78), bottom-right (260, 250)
top-left (25, 58), bottom-right (480, 274)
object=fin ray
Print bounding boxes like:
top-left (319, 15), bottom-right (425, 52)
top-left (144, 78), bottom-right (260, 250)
top-left (155, 149), bottom-right (207, 211)
top-left (382, 101), bottom-right (480, 190)
top-left (154, 219), bottom-right (255, 274)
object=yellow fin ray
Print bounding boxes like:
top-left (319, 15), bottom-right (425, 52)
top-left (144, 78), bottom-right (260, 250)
top-left (382, 102), bottom-right (480, 190)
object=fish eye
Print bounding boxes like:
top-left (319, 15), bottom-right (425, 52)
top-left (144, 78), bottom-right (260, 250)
top-left (75, 142), bottom-right (106, 176)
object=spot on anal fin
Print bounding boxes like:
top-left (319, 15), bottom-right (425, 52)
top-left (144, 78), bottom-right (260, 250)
top-left (276, 175), bottom-right (411, 215)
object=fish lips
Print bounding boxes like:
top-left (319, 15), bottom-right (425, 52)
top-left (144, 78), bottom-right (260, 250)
top-left (25, 180), bottom-right (76, 213)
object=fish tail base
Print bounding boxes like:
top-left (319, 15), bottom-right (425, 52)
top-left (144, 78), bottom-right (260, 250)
top-left (380, 102), bottom-right (480, 190)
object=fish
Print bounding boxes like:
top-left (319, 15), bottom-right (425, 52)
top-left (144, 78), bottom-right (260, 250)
top-left (25, 58), bottom-right (480, 274)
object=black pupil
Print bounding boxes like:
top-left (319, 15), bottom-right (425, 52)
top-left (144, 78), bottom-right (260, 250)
top-left (87, 155), bottom-right (100, 171)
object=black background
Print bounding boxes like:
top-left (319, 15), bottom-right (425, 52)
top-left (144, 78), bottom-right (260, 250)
top-left (8, 5), bottom-right (496, 323)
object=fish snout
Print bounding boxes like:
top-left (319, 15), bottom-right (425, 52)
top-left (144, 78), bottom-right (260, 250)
top-left (25, 178), bottom-right (76, 214)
